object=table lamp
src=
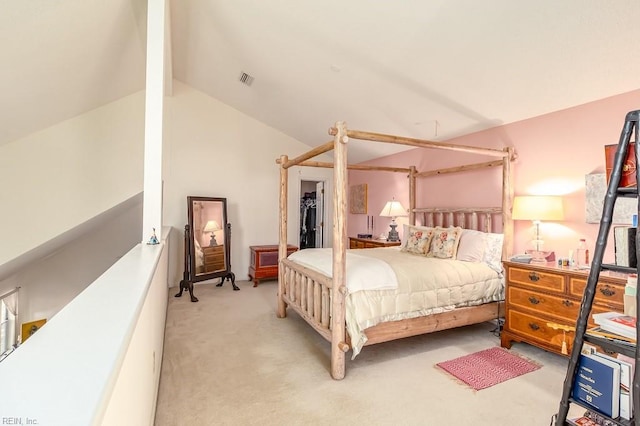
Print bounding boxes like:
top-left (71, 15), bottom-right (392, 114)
top-left (203, 220), bottom-right (221, 246)
top-left (512, 195), bottom-right (564, 262)
top-left (379, 199), bottom-right (407, 242)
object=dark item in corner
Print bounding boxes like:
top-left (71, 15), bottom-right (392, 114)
top-left (357, 234), bottom-right (373, 239)
top-left (605, 142), bottom-right (636, 188)
top-left (175, 224), bottom-right (199, 302)
top-left (614, 226), bottom-right (637, 268)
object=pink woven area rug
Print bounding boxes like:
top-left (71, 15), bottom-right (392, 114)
top-left (435, 347), bottom-right (541, 391)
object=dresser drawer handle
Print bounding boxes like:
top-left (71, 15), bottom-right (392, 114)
top-left (599, 286), bottom-right (616, 297)
top-left (562, 300), bottom-right (574, 307)
top-left (528, 272), bottom-right (540, 282)
top-left (529, 323), bottom-right (540, 331)
top-left (528, 296), bottom-right (540, 305)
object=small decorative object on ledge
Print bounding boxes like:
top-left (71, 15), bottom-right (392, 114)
top-left (147, 228), bottom-right (159, 245)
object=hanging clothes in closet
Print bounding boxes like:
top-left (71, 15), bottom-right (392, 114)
top-left (300, 192), bottom-right (316, 249)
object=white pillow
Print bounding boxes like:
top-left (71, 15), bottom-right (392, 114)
top-left (483, 232), bottom-right (504, 274)
top-left (456, 229), bottom-right (487, 262)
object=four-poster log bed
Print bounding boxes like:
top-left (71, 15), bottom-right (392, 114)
top-left (276, 121), bottom-right (515, 379)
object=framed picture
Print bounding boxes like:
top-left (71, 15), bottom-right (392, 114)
top-left (585, 173), bottom-right (635, 224)
top-left (349, 183), bottom-right (367, 214)
top-left (21, 318), bottom-right (46, 343)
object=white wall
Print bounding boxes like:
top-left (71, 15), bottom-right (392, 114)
top-left (0, 80), bottom-right (334, 293)
top-left (0, 195), bottom-right (142, 330)
top-left (100, 234), bottom-right (169, 426)
top-left (0, 91), bottom-right (145, 267)
top-left (0, 236), bottom-right (169, 426)
top-left (163, 81), bottom-right (333, 285)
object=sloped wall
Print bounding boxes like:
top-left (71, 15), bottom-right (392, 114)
top-left (0, 91), bottom-right (145, 267)
top-left (163, 81), bottom-right (334, 285)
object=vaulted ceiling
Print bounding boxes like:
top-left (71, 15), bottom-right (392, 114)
top-left (4, 0), bottom-right (640, 162)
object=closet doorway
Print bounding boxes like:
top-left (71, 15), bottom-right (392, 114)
top-left (299, 180), bottom-right (325, 249)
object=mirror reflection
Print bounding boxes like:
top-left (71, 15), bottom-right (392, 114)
top-left (188, 196), bottom-right (230, 281)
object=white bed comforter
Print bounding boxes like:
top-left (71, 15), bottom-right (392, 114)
top-left (287, 248), bottom-right (398, 292)
top-left (287, 247), bottom-right (503, 358)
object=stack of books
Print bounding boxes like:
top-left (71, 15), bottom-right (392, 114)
top-left (571, 352), bottom-right (634, 420)
top-left (591, 311), bottom-right (636, 341)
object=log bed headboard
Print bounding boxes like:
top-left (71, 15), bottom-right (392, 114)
top-left (413, 207), bottom-right (503, 233)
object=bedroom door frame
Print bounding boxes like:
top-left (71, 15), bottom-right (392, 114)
top-left (298, 178), bottom-right (327, 249)
top-left (291, 166), bottom-right (333, 249)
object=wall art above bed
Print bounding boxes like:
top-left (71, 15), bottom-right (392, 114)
top-left (349, 183), bottom-right (367, 214)
top-left (585, 173), bottom-right (634, 224)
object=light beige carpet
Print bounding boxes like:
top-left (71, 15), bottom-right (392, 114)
top-left (155, 281), bottom-right (580, 425)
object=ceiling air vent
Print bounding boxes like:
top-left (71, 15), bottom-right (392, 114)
top-left (239, 72), bottom-right (254, 86)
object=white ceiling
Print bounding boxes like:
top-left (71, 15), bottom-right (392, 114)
top-left (4, 0), bottom-right (640, 163)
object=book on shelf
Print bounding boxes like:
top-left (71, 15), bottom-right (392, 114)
top-left (586, 326), bottom-right (636, 345)
top-left (581, 409), bottom-right (619, 426)
top-left (568, 416), bottom-right (599, 426)
top-left (592, 311), bottom-right (637, 340)
top-left (594, 352), bottom-right (633, 420)
top-left (571, 353), bottom-right (620, 418)
top-left (614, 226), bottom-right (637, 268)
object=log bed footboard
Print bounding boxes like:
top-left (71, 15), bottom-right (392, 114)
top-left (279, 258), bottom-right (336, 343)
top-left (278, 257), bottom-right (504, 380)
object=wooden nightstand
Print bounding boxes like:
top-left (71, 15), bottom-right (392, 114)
top-left (500, 261), bottom-right (627, 356)
top-left (202, 245), bottom-right (225, 273)
top-left (248, 244), bottom-right (298, 287)
top-left (349, 237), bottom-right (401, 249)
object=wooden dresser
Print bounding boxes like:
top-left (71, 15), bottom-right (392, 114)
top-left (501, 261), bottom-right (627, 356)
top-left (349, 237), bottom-right (401, 249)
top-left (202, 245), bottom-right (225, 272)
top-left (249, 244), bottom-right (298, 287)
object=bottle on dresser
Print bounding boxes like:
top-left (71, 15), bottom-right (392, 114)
top-left (575, 238), bottom-right (590, 269)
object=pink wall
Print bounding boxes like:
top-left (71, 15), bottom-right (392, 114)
top-left (348, 89), bottom-right (640, 263)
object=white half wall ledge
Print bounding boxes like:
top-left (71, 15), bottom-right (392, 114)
top-left (0, 226), bottom-right (171, 426)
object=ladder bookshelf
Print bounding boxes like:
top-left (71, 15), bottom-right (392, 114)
top-left (554, 110), bottom-right (640, 425)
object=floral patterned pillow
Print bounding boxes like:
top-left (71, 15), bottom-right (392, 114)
top-left (428, 226), bottom-right (463, 259)
top-left (401, 226), bottom-right (434, 255)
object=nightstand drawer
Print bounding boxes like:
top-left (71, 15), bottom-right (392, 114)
top-left (568, 278), bottom-right (624, 310)
top-left (507, 286), bottom-right (578, 323)
top-left (506, 309), bottom-right (568, 353)
top-left (507, 266), bottom-right (565, 294)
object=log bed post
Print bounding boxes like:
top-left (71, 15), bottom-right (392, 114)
top-left (331, 121), bottom-right (348, 380)
top-left (409, 165), bottom-right (416, 225)
top-left (502, 147), bottom-right (515, 258)
top-left (277, 154), bottom-right (289, 318)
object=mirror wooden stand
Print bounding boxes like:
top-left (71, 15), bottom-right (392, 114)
top-left (175, 197), bottom-right (238, 302)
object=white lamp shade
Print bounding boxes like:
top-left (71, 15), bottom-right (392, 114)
top-left (379, 200), bottom-right (407, 218)
top-left (203, 220), bottom-right (221, 232)
top-left (512, 196), bottom-right (564, 221)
